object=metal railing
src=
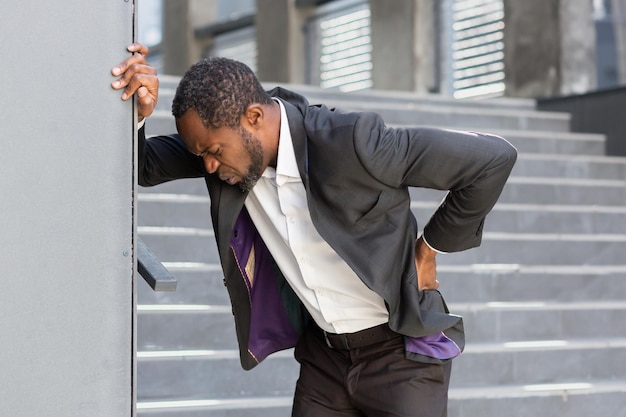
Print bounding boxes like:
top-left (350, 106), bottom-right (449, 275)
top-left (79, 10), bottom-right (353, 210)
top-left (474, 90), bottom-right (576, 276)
top-left (137, 236), bottom-right (177, 292)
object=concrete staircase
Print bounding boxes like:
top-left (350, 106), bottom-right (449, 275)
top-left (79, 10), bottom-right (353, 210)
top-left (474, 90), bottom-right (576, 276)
top-left (136, 75), bottom-right (626, 417)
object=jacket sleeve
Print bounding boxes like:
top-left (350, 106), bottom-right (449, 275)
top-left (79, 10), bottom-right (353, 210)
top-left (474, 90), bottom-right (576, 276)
top-left (353, 113), bottom-right (517, 253)
top-left (138, 125), bottom-right (205, 187)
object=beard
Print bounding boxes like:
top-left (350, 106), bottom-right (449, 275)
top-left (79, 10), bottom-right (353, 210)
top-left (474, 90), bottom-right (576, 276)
top-left (238, 127), bottom-right (265, 192)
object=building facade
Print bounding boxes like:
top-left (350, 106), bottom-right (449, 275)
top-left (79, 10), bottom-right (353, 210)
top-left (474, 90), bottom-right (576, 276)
top-left (140, 0), bottom-right (626, 99)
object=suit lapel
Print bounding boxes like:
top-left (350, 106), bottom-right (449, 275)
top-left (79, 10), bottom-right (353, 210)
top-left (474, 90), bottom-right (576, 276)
top-left (281, 99), bottom-right (309, 189)
top-left (211, 177), bottom-right (249, 255)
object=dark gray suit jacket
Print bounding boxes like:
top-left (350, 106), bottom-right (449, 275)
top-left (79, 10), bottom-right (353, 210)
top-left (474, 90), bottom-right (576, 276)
top-left (138, 87), bottom-right (517, 369)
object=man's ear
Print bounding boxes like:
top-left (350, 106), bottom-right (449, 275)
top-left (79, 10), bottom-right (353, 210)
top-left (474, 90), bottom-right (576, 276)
top-left (243, 104), bottom-right (264, 130)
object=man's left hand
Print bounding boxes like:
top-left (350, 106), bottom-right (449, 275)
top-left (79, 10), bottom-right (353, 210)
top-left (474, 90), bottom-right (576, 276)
top-left (111, 42), bottom-right (159, 122)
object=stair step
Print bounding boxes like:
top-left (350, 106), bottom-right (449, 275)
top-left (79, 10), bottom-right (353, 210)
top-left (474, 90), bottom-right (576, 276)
top-left (411, 176), bottom-right (626, 206)
top-left (155, 79), bottom-right (567, 132)
top-left (137, 194), bottom-right (212, 229)
top-left (137, 350), bottom-right (298, 400)
top-left (137, 263), bottom-right (626, 306)
top-left (136, 340), bottom-right (626, 400)
top-left (453, 339), bottom-right (626, 387)
top-left (138, 194), bottom-right (626, 234)
top-left (138, 227), bottom-right (626, 266)
top-left (139, 179), bottom-right (207, 196)
top-left (136, 301), bottom-right (626, 349)
top-left (438, 233), bottom-right (626, 266)
top-left (512, 153), bottom-right (626, 180)
top-left (415, 204), bottom-right (626, 234)
top-left (450, 301), bottom-right (626, 343)
top-left (136, 382), bottom-right (626, 417)
top-left (137, 395), bottom-right (293, 417)
top-left (448, 382), bottom-right (626, 417)
top-left (155, 95), bottom-right (571, 133)
top-left (399, 127), bottom-right (607, 156)
top-left (138, 232), bottom-right (217, 264)
top-left (137, 305), bottom-right (237, 351)
top-left (156, 77), bottom-right (538, 111)
top-left (144, 118), bottom-right (607, 157)
top-left (137, 267), bottom-right (226, 306)
top-left (438, 265), bottom-right (626, 303)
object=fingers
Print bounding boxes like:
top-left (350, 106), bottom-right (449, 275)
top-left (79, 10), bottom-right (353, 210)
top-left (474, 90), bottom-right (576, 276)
top-left (419, 278), bottom-right (440, 291)
top-left (111, 43), bottom-right (150, 76)
top-left (136, 84), bottom-right (158, 118)
top-left (111, 61), bottom-right (156, 96)
top-left (115, 66), bottom-right (158, 100)
top-left (111, 43), bottom-right (155, 91)
top-left (111, 43), bottom-right (159, 119)
top-left (127, 42), bottom-right (149, 57)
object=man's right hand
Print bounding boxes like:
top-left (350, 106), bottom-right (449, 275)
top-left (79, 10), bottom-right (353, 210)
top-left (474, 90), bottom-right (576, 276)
top-left (111, 42), bottom-right (159, 122)
top-left (415, 236), bottom-right (440, 291)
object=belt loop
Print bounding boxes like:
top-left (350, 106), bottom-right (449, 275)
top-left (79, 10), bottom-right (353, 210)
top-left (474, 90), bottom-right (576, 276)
top-left (341, 335), bottom-right (350, 350)
top-left (323, 330), bottom-right (334, 349)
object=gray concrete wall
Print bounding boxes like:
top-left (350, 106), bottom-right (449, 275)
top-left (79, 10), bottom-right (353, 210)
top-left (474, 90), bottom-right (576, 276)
top-left (0, 1), bottom-right (136, 416)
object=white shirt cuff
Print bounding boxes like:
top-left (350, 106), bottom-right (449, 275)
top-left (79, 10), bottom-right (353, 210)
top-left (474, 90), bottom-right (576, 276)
top-left (420, 233), bottom-right (448, 254)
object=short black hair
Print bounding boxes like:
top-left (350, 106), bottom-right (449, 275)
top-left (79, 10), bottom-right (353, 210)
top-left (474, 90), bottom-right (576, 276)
top-left (172, 57), bottom-right (273, 129)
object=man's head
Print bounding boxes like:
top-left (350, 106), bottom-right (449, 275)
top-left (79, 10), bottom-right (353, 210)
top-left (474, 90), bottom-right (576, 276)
top-left (172, 57), bottom-right (280, 191)
top-left (172, 57), bottom-right (272, 129)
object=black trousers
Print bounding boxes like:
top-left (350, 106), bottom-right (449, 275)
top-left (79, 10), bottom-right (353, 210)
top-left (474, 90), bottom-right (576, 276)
top-left (291, 324), bottom-right (452, 417)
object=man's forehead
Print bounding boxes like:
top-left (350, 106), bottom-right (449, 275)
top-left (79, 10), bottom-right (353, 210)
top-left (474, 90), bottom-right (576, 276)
top-left (175, 112), bottom-right (206, 151)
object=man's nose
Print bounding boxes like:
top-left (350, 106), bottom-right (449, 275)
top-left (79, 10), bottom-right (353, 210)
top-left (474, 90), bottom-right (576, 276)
top-left (203, 155), bottom-right (220, 174)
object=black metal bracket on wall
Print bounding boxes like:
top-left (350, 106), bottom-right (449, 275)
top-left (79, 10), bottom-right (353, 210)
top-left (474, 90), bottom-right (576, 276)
top-left (137, 237), bottom-right (177, 292)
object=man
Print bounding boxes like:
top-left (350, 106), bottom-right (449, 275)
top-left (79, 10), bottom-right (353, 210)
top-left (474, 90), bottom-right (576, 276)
top-left (112, 43), bottom-right (517, 417)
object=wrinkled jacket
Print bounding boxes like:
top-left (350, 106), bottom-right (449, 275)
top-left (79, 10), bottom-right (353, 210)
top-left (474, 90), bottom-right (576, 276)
top-left (138, 88), bottom-right (517, 370)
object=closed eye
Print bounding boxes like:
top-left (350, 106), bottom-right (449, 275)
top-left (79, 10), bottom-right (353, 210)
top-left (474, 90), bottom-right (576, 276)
top-left (190, 147), bottom-right (220, 157)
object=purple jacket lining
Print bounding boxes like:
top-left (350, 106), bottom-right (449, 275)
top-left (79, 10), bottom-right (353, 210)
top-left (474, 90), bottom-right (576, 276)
top-left (231, 210), bottom-right (460, 363)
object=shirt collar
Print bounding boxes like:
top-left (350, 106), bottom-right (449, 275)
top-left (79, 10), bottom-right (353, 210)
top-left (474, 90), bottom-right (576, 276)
top-left (263, 98), bottom-right (300, 186)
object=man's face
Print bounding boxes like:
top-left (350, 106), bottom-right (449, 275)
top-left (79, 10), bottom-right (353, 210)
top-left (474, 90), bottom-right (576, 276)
top-left (176, 109), bottom-right (265, 191)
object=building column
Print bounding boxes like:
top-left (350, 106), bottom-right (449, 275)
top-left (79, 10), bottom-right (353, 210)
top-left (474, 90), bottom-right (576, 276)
top-left (369, 0), bottom-right (417, 91)
top-left (369, 0), bottom-right (436, 93)
top-left (162, 0), bottom-right (215, 75)
top-left (560, 0), bottom-right (597, 95)
top-left (256, 0), bottom-right (313, 84)
top-left (503, 0), bottom-right (596, 98)
top-left (162, 0), bottom-right (194, 75)
top-left (610, 0), bottom-right (626, 84)
top-left (415, 0), bottom-right (438, 93)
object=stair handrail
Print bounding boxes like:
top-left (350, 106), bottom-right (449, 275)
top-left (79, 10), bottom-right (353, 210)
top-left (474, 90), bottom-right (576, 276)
top-left (137, 236), bottom-right (177, 292)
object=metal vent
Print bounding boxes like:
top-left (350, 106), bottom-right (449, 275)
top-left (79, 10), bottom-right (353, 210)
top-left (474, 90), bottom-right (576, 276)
top-left (447, 0), bottom-right (505, 98)
top-left (210, 26), bottom-right (258, 73)
top-left (309, 1), bottom-right (372, 92)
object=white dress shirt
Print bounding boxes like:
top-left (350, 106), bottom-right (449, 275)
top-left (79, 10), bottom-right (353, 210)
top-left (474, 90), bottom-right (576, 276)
top-left (244, 99), bottom-right (389, 334)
